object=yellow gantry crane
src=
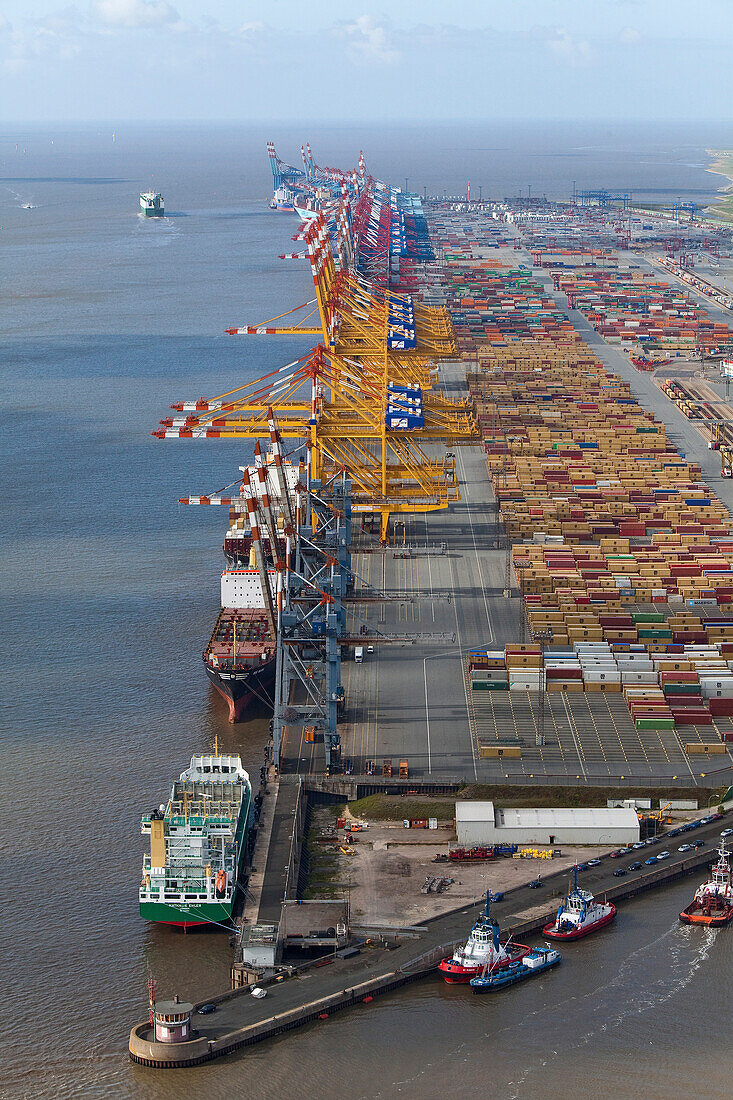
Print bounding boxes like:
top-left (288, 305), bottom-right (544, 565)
top-left (157, 203), bottom-right (477, 540)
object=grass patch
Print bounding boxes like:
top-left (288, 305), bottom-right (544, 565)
top-left (346, 785), bottom-right (728, 822)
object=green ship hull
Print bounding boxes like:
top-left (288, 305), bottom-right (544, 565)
top-left (139, 899), bottom-right (233, 927)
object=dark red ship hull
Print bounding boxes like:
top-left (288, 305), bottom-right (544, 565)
top-left (205, 658), bottom-right (276, 722)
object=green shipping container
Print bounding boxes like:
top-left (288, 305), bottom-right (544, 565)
top-left (472, 680), bottom-right (509, 691)
top-left (635, 717), bottom-right (676, 730)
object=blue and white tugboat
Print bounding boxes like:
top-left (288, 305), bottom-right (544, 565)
top-left (543, 865), bottom-right (616, 940)
top-left (470, 944), bottom-right (562, 993)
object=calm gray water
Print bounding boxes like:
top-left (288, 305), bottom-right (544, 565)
top-left (1, 122), bottom-right (731, 1099)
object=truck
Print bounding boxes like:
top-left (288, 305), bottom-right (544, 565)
top-left (354, 646), bottom-right (364, 663)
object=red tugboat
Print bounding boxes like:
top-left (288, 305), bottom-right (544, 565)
top-left (543, 866), bottom-right (616, 940)
top-left (679, 837), bottom-right (733, 926)
top-left (438, 893), bottom-right (530, 984)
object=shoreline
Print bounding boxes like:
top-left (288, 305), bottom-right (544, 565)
top-left (704, 148), bottom-right (733, 221)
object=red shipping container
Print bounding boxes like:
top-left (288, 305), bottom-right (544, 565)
top-left (709, 698), bottom-right (733, 716)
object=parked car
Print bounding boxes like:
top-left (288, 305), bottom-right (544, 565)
top-left (587, 859), bottom-right (602, 867)
top-left (699, 816), bottom-right (714, 825)
top-left (609, 849), bottom-right (625, 859)
top-left (575, 863), bottom-right (588, 871)
top-left (528, 879), bottom-right (542, 889)
top-left (197, 1004), bottom-right (217, 1015)
top-left (693, 840), bottom-right (706, 849)
top-left (632, 842), bottom-right (646, 849)
top-left (721, 828), bottom-right (733, 838)
top-left (491, 891), bottom-right (504, 902)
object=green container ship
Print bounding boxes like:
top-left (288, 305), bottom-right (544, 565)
top-left (140, 190), bottom-right (164, 217)
top-left (139, 748), bottom-right (251, 928)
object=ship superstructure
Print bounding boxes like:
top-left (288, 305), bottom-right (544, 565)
top-left (680, 837), bottom-right (733, 925)
top-left (140, 191), bottom-right (164, 217)
top-left (543, 866), bottom-right (616, 940)
top-left (139, 751), bottom-right (251, 928)
top-left (438, 893), bottom-right (530, 983)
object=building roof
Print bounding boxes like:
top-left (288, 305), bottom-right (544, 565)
top-left (455, 801), bottom-right (638, 830)
top-left (455, 800), bottom-right (495, 822)
top-left (497, 807), bottom-right (639, 829)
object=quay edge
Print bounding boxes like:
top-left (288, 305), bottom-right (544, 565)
top-left (128, 841), bottom-right (721, 1069)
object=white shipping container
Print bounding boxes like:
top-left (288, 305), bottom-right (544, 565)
top-left (621, 671), bottom-right (659, 684)
top-left (583, 671), bottom-right (621, 683)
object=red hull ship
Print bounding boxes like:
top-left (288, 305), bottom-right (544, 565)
top-left (679, 837), bottom-right (733, 926)
top-left (439, 893), bottom-right (529, 983)
top-left (543, 866), bottom-right (616, 940)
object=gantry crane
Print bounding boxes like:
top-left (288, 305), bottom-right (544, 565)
top-left (158, 184), bottom-right (478, 540)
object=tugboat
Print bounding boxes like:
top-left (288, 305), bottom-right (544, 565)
top-left (679, 837), bottom-right (733, 926)
top-left (542, 865), bottom-right (616, 940)
top-left (470, 945), bottom-right (561, 993)
top-left (438, 893), bottom-right (530, 983)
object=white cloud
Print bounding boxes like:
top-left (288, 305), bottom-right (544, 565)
top-left (336, 15), bottom-right (398, 64)
top-left (0, 13), bottom-right (11, 33)
top-left (546, 28), bottom-right (593, 67)
top-left (93, 0), bottom-right (179, 29)
top-left (619, 26), bottom-right (641, 44)
top-left (238, 21), bottom-right (263, 37)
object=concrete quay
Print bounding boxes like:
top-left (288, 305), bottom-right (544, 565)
top-left (129, 814), bottom-right (730, 1067)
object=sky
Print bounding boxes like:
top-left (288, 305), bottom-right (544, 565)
top-left (0, 0), bottom-right (732, 122)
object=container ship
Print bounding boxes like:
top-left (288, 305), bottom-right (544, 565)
top-left (205, 455), bottom-right (298, 721)
top-left (543, 866), bottom-right (616, 940)
top-left (679, 837), bottom-right (733, 925)
top-left (438, 894), bottom-right (530, 983)
top-left (139, 749), bottom-right (252, 928)
top-left (140, 191), bottom-right (164, 217)
top-left (204, 600), bottom-right (276, 722)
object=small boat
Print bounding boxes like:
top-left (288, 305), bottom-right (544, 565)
top-left (542, 865), bottom-right (616, 940)
top-left (679, 837), bottom-right (733, 926)
top-left (438, 893), bottom-right (530, 984)
top-left (470, 945), bottom-right (561, 993)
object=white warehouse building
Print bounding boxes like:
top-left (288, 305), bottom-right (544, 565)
top-left (455, 801), bottom-right (640, 847)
